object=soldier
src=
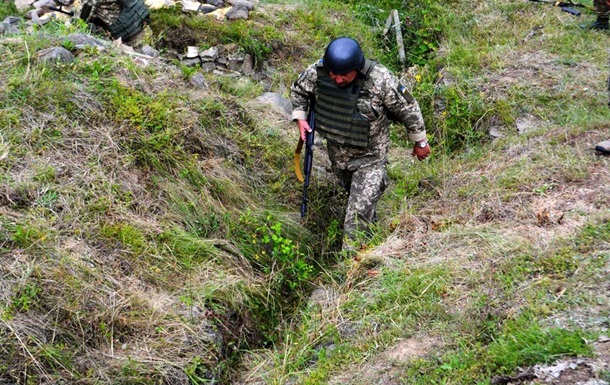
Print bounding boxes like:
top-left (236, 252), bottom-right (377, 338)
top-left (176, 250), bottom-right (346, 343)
top-left (290, 37), bottom-right (430, 252)
top-left (66, 0), bottom-right (150, 43)
top-left (584, 0), bottom-right (610, 30)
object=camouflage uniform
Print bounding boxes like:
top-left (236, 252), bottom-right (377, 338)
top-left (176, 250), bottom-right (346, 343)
top-left (79, 0), bottom-right (122, 26)
top-left (594, 0), bottom-right (610, 18)
top-left (71, 0), bottom-right (149, 42)
top-left (291, 60), bottom-right (426, 243)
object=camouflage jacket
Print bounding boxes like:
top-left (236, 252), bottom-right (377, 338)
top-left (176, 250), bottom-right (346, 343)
top-left (79, 0), bottom-right (122, 26)
top-left (291, 61), bottom-right (427, 171)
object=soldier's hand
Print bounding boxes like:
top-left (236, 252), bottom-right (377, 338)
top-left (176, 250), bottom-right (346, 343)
top-left (412, 141), bottom-right (430, 161)
top-left (297, 119), bottom-right (312, 142)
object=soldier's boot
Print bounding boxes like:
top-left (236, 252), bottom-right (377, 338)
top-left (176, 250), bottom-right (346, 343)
top-left (595, 140), bottom-right (610, 154)
top-left (583, 16), bottom-right (609, 30)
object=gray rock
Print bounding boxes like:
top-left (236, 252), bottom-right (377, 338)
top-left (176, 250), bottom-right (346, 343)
top-left (182, 57), bottom-right (201, 67)
top-left (140, 45), bottom-right (159, 57)
top-left (65, 33), bottom-right (109, 49)
top-left (227, 53), bottom-right (244, 71)
top-left (189, 72), bottom-right (209, 89)
top-left (38, 46), bottom-right (74, 64)
top-left (241, 53), bottom-right (254, 74)
top-left (32, 0), bottom-right (56, 8)
top-left (200, 46), bottom-right (218, 61)
top-left (225, 6), bottom-right (248, 20)
top-left (3, 16), bottom-right (22, 26)
top-left (199, 4), bottom-right (217, 13)
top-left (255, 92), bottom-right (292, 117)
top-left (200, 62), bottom-right (216, 72)
top-left (206, 0), bottom-right (223, 6)
top-left (227, 0), bottom-right (253, 10)
top-left (14, 0), bottom-right (32, 11)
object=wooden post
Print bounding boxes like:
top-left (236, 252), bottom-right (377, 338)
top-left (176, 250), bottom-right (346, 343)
top-left (392, 9), bottom-right (406, 64)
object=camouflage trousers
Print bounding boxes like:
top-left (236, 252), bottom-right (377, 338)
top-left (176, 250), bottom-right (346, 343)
top-left (332, 162), bottom-right (388, 245)
top-left (594, 0), bottom-right (610, 17)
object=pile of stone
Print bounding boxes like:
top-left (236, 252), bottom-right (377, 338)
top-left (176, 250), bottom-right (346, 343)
top-left (181, 0), bottom-right (255, 20)
top-left (180, 44), bottom-right (254, 75)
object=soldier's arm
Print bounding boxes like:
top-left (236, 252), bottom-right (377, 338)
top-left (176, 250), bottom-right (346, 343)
top-left (381, 71), bottom-right (427, 143)
top-left (290, 64), bottom-right (317, 122)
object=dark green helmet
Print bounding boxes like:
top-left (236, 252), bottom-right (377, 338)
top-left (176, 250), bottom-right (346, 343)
top-left (323, 37), bottom-right (365, 74)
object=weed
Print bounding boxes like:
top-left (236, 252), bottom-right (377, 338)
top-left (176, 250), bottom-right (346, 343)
top-left (487, 315), bottom-right (593, 373)
top-left (99, 222), bottom-right (147, 254)
top-left (251, 217), bottom-right (314, 290)
top-left (10, 283), bottom-right (41, 313)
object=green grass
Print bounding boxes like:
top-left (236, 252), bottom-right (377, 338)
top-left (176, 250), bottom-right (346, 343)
top-left (1, 0), bottom-right (610, 383)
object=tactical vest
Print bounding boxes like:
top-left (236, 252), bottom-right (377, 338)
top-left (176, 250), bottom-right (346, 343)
top-left (315, 59), bottom-right (377, 149)
top-left (107, 0), bottom-right (150, 41)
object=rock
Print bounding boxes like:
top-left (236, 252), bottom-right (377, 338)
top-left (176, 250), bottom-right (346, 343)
top-left (182, 0), bottom-right (216, 13)
top-left (65, 33), bottom-right (109, 49)
top-left (140, 45), bottom-right (159, 57)
top-left (225, 5), bottom-right (248, 20)
top-left (227, 0), bottom-right (253, 10)
top-left (241, 53), bottom-right (254, 74)
top-left (3, 16), bottom-right (22, 26)
top-left (206, 0), bottom-right (223, 6)
top-left (185, 45), bottom-right (199, 59)
top-left (198, 4), bottom-right (217, 13)
top-left (227, 52), bottom-right (244, 70)
top-left (37, 46), bottom-right (74, 64)
top-left (145, 0), bottom-right (173, 9)
top-left (189, 72), bottom-right (209, 89)
top-left (32, 0), bottom-right (55, 8)
top-left (182, 0), bottom-right (200, 12)
top-left (182, 58), bottom-right (202, 67)
top-left (14, 0), bottom-right (32, 11)
top-left (200, 62), bottom-right (216, 72)
top-left (200, 46), bottom-right (218, 61)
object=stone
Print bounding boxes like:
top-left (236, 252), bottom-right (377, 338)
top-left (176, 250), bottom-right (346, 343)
top-left (38, 46), bottom-right (74, 64)
top-left (254, 92), bottom-right (293, 118)
top-left (240, 53), bottom-right (254, 74)
top-left (32, 0), bottom-right (55, 8)
top-left (182, 57), bottom-right (201, 67)
top-left (65, 33), bottom-right (109, 49)
top-left (227, 0), bottom-right (253, 10)
top-left (186, 45), bottom-right (199, 58)
top-left (200, 46), bottom-right (218, 61)
top-left (189, 72), bottom-right (209, 89)
top-left (200, 62), bottom-right (216, 72)
top-left (140, 45), bottom-right (159, 57)
top-left (15, 0), bottom-right (33, 11)
top-left (3, 16), bottom-right (22, 25)
top-left (225, 5), bottom-right (248, 20)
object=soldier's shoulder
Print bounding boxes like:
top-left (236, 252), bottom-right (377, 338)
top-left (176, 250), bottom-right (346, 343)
top-left (367, 62), bottom-right (396, 87)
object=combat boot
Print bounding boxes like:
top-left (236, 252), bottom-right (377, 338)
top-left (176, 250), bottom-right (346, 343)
top-left (583, 16), bottom-right (609, 30)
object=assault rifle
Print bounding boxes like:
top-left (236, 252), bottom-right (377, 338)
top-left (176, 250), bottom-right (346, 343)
top-left (294, 97), bottom-right (315, 218)
top-left (527, 0), bottom-right (586, 16)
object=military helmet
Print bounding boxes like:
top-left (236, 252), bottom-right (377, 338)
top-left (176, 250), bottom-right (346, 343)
top-left (323, 37), bottom-right (365, 74)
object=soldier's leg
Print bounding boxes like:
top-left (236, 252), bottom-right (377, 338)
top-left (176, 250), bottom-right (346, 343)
top-left (332, 168), bottom-right (353, 193)
top-left (342, 163), bottom-right (388, 244)
top-left (588, 0), bottom-right (609, 29)
top-left (594, 0), bottom-right (610, 18)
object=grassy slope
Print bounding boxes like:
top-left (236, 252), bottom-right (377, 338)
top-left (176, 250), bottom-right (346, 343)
top-left (0, 0), bottom-right (609, 384)
top-left (235, 0), bottom-right (610, 384)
